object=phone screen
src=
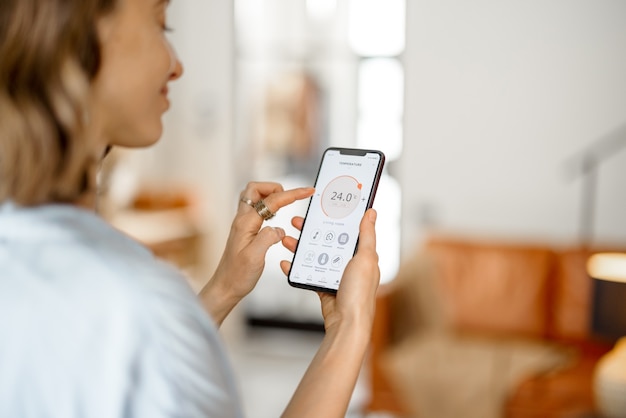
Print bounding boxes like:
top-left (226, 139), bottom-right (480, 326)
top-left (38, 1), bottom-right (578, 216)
top-left (288, 148), bottom-right (385, 293)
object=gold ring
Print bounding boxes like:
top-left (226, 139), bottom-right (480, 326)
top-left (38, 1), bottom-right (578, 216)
top-left (253, 199), bottom-right (275, 221)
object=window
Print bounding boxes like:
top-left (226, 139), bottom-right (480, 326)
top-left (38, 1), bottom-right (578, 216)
top-left (234, 0), bottom-right (404, 286)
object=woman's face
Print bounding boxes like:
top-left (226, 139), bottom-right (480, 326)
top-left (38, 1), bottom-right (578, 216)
top-left (92, 0), bottom-right (182, 148)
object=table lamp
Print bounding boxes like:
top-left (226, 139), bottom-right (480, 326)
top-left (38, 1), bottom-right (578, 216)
top-left (587, 252), bottom-right (626, 418)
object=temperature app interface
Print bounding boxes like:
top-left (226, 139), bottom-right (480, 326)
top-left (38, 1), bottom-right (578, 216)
top-left (289, 149), bottom-right (383, 291)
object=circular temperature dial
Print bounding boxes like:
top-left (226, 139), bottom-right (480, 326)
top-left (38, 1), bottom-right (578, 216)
top-left (321, 175), bottom-right (362, 219)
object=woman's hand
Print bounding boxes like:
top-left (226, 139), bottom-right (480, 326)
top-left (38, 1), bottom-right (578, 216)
top-left (280, 209), bottom-right (380, 418)
top-left (200, 182), bottom-right (314, 326)
top-left (280, 209), bottom-right (380, 332)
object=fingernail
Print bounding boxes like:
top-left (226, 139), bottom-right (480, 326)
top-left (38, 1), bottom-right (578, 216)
top-left (275, 227), bottom-right (285, 238)
top-left (369, 210), bottom-right (377, 222)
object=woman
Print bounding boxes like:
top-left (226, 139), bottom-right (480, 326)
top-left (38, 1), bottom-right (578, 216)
top-left (0, 0), bottom-right (381, 417)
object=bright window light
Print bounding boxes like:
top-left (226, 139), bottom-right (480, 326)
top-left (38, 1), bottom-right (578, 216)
top-left (348, 0), bottom-right (405, 56)
top-left (357, 120), bottom-right (403, 160)
top-left (306, 0), bottom-right (337, 20)
top-left (357, 58), bottom-right (404, 160)
top-left (358, 59), bottom-right (403, 115)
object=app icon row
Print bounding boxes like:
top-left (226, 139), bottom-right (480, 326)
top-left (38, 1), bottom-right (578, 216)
top-left (303, 251), bottom-right (344, 268)
top-left (309, 229), bottom-right (350, 246)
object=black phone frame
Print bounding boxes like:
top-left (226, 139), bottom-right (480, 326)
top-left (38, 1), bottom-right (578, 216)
top-left (287, 147), bottom-right (385, 294)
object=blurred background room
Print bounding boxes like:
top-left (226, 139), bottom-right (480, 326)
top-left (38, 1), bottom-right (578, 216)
top-left (100, 0), bottom-right (626, 417)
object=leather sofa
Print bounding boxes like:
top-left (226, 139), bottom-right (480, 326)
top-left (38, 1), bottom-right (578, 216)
top-left (366, 235), bottom-right (616, 418)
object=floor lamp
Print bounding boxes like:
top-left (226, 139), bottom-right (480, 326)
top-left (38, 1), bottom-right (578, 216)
top-left (566, 122), bottom-right (626, 245)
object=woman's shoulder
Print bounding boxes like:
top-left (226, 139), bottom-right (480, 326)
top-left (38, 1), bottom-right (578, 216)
top-left (0, 202), bottom-right (202, 319)
top-left (0, 201), bottom-right (225, 361)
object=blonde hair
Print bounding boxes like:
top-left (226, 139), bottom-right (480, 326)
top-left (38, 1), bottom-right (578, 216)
top-left (0, 0), bottom-right (115, 205)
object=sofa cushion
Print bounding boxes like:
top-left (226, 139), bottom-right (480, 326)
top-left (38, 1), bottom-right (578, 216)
top-left (425, 237), bottom-right (554, 338)
top-left (381, 332), bottom-right (569, 418)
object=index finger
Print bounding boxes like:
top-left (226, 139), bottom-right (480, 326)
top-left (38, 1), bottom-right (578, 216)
top-left (261, 187), bottom-right (315, 214)
top-left (240, 181), bottom-right (284, 202)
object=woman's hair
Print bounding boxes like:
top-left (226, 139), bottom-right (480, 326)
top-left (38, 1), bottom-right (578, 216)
top-left (0, 0), bottom-right (116, 205)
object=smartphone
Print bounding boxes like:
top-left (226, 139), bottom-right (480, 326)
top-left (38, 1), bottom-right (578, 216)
top-left (287, 147), bottom-right (385, 293)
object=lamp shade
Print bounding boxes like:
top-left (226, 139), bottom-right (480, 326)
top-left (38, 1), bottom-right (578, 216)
top-left (588, 253), bottom-right (626, 283)
top-left (587, 253), bottom-right (626, 341)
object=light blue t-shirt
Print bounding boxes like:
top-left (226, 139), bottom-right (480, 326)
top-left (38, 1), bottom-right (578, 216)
top-left (0, 202), bottom-right (243, 418)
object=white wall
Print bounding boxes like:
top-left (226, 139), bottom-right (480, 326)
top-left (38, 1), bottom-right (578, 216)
top-left (401, 0), bottom-right (626, 252)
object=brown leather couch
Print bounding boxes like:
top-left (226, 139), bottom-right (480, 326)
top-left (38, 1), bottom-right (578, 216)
top-left (366, 235), bottom-right (615, 418)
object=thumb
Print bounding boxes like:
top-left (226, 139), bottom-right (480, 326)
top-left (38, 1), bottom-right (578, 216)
top-left (355, 209), bottom-right (377, 256)
top-left (247, 226), bottom-right (285, 260)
